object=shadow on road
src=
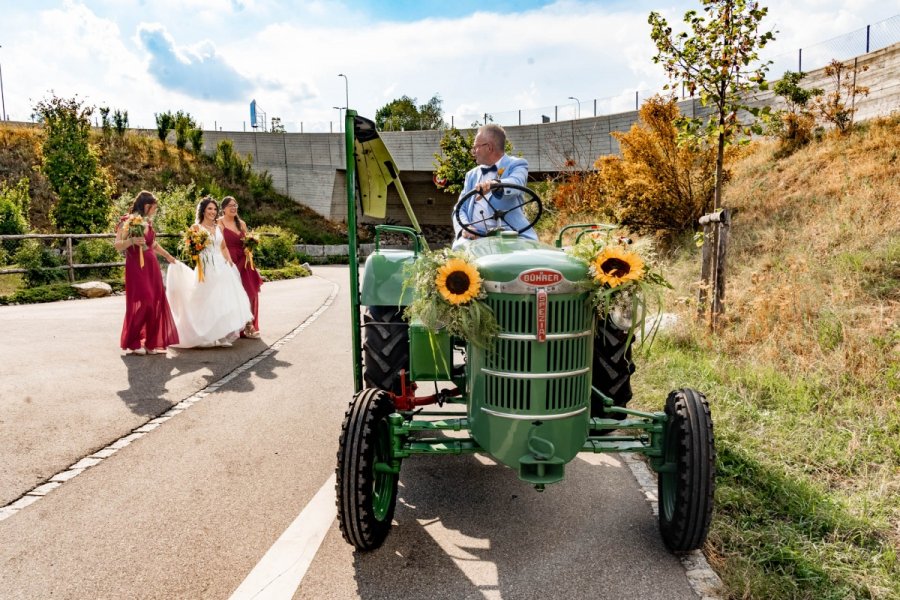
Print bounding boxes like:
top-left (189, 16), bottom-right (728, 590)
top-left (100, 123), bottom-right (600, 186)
top-left (350, 452), bottom-right (687, 599)
top-left (116, 342), bottom-right (293, 416)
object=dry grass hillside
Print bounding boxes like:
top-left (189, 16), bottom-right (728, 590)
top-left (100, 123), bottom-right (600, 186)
top-left (634, 114), bottom-right (899, 598)
top-left (0, 124), bottom-right (346, 243)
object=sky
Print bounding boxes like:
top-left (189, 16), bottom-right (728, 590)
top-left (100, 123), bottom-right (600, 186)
top-left (0, 0), bottom-right (896, 133)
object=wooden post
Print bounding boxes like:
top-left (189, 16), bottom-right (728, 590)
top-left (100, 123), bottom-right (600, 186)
top-left (698, 208), bottom-right (731, 328)
top-left (66, 236), bottom-right (75, 283)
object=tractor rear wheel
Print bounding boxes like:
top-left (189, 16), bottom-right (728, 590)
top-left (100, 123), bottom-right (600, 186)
top-left (591, 317), bottom-right (635, 420)
top-left (336, 387), bottom-right (399, 551)
top-left (363, 306), bottom-right (409, 394)
top-left (657, 388), bottom-right (715, 552)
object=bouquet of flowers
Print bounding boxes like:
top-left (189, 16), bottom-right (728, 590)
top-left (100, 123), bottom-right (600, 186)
top-left (403, 248), bottom-right (498, 349)
top-left (242, 232), bottom-right (260, 271)
top-left (567, 230), bottom-right (671, 347)
top-left (182, 224), bottom-right (211, 282)
top-left (122, 214), bottom-right (146, 268)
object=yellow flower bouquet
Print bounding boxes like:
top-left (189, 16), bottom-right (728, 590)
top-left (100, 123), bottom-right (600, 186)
top-left (404, 249), bottom-right (498, 349)
top-left (242, 231), bottom-right (260, 271)
top-left (122, 214), bottom-right (146, 268)
top-left (567, 231), bottom-right (671, 346)
top-left (181, 224), bottom-right (211, 282)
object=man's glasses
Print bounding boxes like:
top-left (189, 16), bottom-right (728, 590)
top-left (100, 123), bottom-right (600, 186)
top-left (472, 142), bottom-right (491, 150)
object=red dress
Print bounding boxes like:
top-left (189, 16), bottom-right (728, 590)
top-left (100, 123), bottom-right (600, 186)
top-left (223, 226), bottom-right (263, 331)
top-left (119, 221), bottom-right (179, 351)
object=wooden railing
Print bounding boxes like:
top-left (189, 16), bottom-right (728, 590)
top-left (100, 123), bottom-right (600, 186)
top-left (0, 233), bottom-right (177, 283)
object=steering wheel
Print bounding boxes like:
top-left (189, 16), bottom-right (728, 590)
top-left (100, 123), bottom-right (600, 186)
top-left (454, 182), bottom-right (543, 239)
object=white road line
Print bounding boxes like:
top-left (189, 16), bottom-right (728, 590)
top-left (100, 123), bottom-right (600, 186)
top-left (228, 475), bottom-right (336, 600)
top-left (620, 453), bottom-right (724, 599)
top-left (0, 280), bottom-right (339, 523)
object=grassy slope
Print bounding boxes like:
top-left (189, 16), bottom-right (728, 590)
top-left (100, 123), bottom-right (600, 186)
top-left (0, 124), bottom-right (347, 243)
top-left (632, 116), bottom-right (899, 599)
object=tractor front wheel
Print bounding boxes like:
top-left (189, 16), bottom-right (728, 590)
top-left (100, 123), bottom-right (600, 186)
top-left (336, 387), bottom-right (400, 551)
top-left (657, 388), bottom-right (715, 552)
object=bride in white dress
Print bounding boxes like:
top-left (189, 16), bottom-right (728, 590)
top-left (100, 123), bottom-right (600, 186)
top-left (166, 197), bottom-right (253, 348)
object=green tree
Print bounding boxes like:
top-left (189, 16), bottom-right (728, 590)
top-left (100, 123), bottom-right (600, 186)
top-left (432, 128), bottom-right (475, 195)
top-left (376, 94), bottom-right (445, 131)
top-left (766, 71), bottom-right (823, 156)
top-left (34, 95), bottom-right (114, 233)
top-left (432, 127), bottom-right (514, 195)
top-left (215, 139), bottom-right (252, 183)
top-left (113, 110), bottom-right (129, 136)
top-left (173, 111), bottom-right (197, 150)
top-left (155, 111), bottom-right (174, 142)
top-left (189, 127), bottom-right (204, 154)
top-left (649, 0), bottom-right (775, 212)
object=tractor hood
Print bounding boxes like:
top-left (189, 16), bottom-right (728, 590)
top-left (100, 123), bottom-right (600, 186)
top-left (467, 232), bottom-right (589, 290)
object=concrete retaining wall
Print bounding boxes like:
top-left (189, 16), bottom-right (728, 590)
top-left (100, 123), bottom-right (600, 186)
top-left (201, 42), bottom-right (900, 226)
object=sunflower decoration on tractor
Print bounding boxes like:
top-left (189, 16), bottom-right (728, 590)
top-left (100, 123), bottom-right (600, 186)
top-left (336, 112), bottom-right (715, 555)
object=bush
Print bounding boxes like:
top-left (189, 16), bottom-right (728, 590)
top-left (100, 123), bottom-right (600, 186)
top-left (259, 263), bottom-right (311, 281)
top-left (0, 177), bottom-right (32, 255)
top-left (74, 238), bottom-right (121, 279)
top-left (594, 96), bottom-right (719, 239)
top-left (13, 239), bottom-right (66, 287)
top-left (34, 95), bottom-right (114, 233)
top-left (254, 225), bottom-right (297, 268)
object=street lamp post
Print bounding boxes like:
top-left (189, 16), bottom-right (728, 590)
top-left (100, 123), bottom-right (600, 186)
top-left (567, 96), bottom-right (580, 119)
top-left (338, 73), bottom-right (349, 110)
top-left (0, 45), bottom-right (7, 121)
top-left (333, 106), bottom-right (343, 132)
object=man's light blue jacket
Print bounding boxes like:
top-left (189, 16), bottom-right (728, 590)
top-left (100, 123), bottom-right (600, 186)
top-left (452, 155), bottom-right (536, 246)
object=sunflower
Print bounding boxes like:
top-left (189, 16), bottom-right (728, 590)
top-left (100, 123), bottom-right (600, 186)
top-left (591, 245), bottom-right (645, 288)
top-left (435, 258), bottom-right (482, 305)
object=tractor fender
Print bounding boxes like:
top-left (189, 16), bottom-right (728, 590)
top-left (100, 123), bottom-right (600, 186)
top-left (360, 249), bottom-right (416, 307)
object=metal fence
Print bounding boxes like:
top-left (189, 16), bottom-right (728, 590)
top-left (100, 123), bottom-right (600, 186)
top-left (766, 15), bottom-right (900, 81)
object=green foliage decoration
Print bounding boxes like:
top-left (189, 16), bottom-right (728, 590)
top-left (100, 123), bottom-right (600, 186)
top-left (403, 248), bottom-right (498, 350)
top-left (34, 95), bottom-right (114, 233)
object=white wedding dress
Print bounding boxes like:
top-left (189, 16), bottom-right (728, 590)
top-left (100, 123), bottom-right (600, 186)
top-left (166, 226), bottom-right (253, 348)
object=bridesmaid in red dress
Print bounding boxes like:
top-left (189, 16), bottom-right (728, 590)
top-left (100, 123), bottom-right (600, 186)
top-left (115, 190), bottom-right (179, 355)
top-left (220, 196), bottom-right (262, 338)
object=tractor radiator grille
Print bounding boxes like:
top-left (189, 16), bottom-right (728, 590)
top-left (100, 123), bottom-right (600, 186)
top-left (485, 375), bottom-right (532, 411)
top-left (482, 293), bottom-right (592, 413)
top-left (547, 373), bottom-right (590, 411)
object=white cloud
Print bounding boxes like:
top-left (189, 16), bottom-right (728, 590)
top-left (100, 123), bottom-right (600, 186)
top-left (0, 0), bottom-right (893, 130)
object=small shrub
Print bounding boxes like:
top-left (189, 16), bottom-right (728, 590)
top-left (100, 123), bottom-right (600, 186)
top-left (74, 238), bottom-right (121, 279)
top-left (813, 59), bottom-right (870, 134)
top-left (254, 225), bottom-right (297, 269)
top-left (259, 263), bottom-right (311, 281)
top-left (13, 239), bottom-right (66, 287)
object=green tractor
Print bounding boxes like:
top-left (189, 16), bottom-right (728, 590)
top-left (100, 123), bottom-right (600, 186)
top-left (336, 112), bottom-right (715, 553)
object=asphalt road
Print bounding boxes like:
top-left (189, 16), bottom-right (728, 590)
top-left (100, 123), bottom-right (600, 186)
top-left (0, 266), bottom-right (711, 599)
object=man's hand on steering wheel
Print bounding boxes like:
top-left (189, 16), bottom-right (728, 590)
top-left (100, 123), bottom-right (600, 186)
top-left (454, 182), bottom-right (542, 239)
